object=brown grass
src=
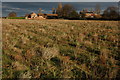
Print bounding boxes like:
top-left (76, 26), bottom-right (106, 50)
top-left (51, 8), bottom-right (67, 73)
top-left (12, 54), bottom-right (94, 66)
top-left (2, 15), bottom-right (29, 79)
top-left (2, 19), bottom-right (119, 78)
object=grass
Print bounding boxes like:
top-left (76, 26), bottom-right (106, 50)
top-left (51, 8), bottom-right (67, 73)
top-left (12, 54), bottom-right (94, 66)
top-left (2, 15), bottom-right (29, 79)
top-left (7, 17), bottom-right (25, 19)
top-left (2, 19), bottom-right (119, 79)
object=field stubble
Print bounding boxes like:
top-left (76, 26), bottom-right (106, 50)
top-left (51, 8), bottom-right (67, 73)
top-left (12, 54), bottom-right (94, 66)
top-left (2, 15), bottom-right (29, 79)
top-left (2, 19), bottom-right (120, 78)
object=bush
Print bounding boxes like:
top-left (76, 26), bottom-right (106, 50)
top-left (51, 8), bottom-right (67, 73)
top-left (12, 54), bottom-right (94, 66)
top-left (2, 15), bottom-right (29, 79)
top-left (8, 12), bottom-right (17, 17)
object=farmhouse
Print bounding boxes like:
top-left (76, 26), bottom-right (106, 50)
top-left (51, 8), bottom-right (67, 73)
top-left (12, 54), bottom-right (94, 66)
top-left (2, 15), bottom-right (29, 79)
top-left (80, 11), bottom-right (101, 19)
top-left (37, 13), bottom-right (47, 18)
top-left (25, 12), bottom-right (37, 19)
top-left (85, 12), bottom-right (95, 18)
top-left (25, 12), bottom-right (58, 19)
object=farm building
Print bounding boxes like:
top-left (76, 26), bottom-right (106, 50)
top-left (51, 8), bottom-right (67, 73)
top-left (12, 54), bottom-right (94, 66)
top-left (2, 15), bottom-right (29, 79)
top-left (84, 12), bottom-right (95, 18)
top-left (37, 13), bottom-right (47, 18)
top-left (46, 14), bottom-right (58, 19)
top-left (25, 12), bottom-right (38, 19)
top-left (80, 11), bottom-right (102, 19)
top-left (25, 12), bottom-right (58, 19)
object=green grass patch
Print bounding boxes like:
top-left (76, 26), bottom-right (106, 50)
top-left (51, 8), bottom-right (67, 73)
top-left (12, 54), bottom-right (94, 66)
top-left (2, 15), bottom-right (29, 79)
top-left (7, 17), bottom-right (25, 19)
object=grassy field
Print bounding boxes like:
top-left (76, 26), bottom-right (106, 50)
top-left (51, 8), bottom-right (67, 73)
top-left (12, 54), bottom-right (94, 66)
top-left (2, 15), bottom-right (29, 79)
top-left (2, 19), bottom-right (119, 79)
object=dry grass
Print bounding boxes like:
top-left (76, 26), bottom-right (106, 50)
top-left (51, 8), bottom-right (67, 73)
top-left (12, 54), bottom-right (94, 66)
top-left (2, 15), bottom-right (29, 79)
top-left (2, 19), bottom-right (119, 78)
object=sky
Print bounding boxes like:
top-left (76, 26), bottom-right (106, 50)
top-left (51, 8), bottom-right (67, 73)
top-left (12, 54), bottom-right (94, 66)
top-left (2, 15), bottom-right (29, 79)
top-left (2, 2), bottom-right (118, 17)
top-left (1, 0), bottom-right (119, 17)
top-left (1, 0), bottom-right (119, 2)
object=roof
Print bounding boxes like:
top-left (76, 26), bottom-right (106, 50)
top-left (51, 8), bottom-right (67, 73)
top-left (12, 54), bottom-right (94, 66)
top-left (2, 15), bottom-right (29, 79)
top-left (38, 13), bottom-right (58, 17)
top-left (46, 14), bottom-right (58, 16)
top-left (30, 12), bottom-right (37, 15)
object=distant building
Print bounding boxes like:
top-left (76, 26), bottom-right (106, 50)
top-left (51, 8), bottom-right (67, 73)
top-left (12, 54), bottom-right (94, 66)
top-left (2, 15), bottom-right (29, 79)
top-left (46, 14), bottom-right (58, 19)
top-left (80, 11), bottom-right (102, 19)
top-left (85, 11), bottom-right (95, 18)
top-left (37, 13), bottom-right (47, 18)
top-left (25, 12), bottom-right (38, 19)
top-left (25, 12), bottom-right (58, 19)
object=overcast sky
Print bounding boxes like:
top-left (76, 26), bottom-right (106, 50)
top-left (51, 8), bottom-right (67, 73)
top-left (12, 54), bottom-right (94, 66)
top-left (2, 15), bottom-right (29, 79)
top-left (1, 0), bottom-right (119, 2)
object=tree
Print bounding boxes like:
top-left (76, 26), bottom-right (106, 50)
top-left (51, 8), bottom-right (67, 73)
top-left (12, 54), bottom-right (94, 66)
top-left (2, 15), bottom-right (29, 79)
top-left (103, 6), bottom-right (119, 20)
top-left (95, 4), bottom-right (101, 14)
top-left (52, 8), bottom-right (56, 14)
top-left (56, 3), bottom-right (63, 18)
top-left (62, 4), bottom-right (75, 19)
top-left (56, 3), bottom-right (79, 19)
top-left (69, 10), bottom-right (79, 19)
top-left (118, 1), bottom-right (120, 18)
top-left (8, 12), bottom-right (17, 17)
top-left (38, 8), bottom-right (42, 14)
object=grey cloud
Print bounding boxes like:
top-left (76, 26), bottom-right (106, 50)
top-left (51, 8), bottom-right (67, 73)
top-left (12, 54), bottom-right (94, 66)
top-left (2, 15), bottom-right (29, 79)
top-left (5, 9), bottom-right (14, 12)
top-left (3, 4), bottom-right (34, 12)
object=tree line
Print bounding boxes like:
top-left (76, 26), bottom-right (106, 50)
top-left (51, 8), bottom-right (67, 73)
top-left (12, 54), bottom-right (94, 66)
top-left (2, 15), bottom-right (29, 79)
top-left (7, 3), bottom-right (120, 20)
top-left (54, 3), bottom-right (120, 20)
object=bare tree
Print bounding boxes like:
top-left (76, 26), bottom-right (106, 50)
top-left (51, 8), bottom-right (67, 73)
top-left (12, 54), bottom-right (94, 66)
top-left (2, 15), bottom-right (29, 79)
top-left (95, 4), bottom-right (101, 14)
top-left (38, 8), bottom-right (42, 13)
top-left (52, 8), bottom-right (56, 14)
top-left (56, 3), bottom-right (63, 18)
